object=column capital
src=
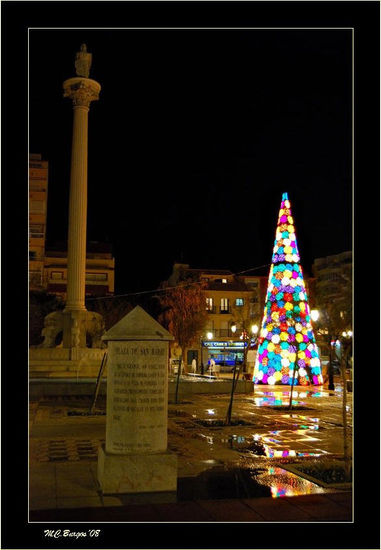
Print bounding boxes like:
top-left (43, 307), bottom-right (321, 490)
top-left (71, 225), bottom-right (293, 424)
top-left (63, 77), bottom-right (101, 108)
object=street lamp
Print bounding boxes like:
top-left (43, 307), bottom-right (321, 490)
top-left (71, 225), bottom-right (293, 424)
top-left (231, 323), bottom-right (237, 334)
top-left (251, 324), bottom-right (259, 335)
top-left (207, 331), bottom-right (213, 340)
top-left (310, 309), bottom-right (319, 322)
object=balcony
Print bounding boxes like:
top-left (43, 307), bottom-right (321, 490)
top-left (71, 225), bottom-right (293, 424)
top-left (217, 328), bottom-right (231, 337)
top-left (206, 307), bottom-right (232, 314)
top-left (203, 329), bottom-right (240, 338)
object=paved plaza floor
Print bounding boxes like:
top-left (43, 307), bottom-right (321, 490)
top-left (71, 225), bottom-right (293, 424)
top-left (29, 378), bottom-right (352, 522)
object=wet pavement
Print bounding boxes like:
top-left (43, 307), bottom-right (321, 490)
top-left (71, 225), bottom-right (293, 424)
top-left (29, 377), bottom-right (352, 521)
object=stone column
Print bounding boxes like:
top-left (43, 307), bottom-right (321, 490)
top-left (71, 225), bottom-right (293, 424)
top-left (62, 76), bottom-right (101, 348)
top-left (98, 306), bottom-right (178, 495)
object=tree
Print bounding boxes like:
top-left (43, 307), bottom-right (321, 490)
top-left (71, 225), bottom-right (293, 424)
top-left (314, 272), bottom-right (352, 480)
top-left (254, 192), bottom-right (323, 387)
top-left (231, 300), bottom-right (261, 374)
top-left (85, 296), bottom-right (133, 331)
top-left (158, 280), bottom-right (208, 404)
top-left (314, 267), bottom-right (352, 388)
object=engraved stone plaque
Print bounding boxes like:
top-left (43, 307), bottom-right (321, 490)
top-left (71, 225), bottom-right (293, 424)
top-left (106, 340), bottom-right (168, 454)
top-left (98, 305), bottom-right (176, 494)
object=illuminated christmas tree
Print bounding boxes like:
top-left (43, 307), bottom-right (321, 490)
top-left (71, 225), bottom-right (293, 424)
top-left (253, 192), bottom-right (323, 386)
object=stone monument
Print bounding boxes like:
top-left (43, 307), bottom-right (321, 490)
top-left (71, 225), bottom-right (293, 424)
top-left (38, 44), bottom-right (103, 350)
top-left (98, 306), bottom-right (177, 494)
top-left (29, 44), bottom-right (105, 378)
top-left (62, 44), bottom-right (102, 349)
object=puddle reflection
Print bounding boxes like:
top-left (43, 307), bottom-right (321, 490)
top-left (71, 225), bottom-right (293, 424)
top-left (253, 466), bottom-right (326, 498)
top-left (254, 396), bottom-right (306, 407)
top-left (255, 389), bottom-right (328, 401)
top-left (231, 432), bottom-right (325, 459)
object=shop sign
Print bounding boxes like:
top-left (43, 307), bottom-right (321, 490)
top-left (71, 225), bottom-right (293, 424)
top-left (203, 341), bottom-right (246, 349)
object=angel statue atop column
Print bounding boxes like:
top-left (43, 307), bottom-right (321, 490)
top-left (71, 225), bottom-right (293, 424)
top-left (75, 44), bottom-right (92, 78)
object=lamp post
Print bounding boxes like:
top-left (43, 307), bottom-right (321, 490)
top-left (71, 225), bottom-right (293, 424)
top-left (230, 322), bottom-right (237, 375)
top-left (200, 335), bottom-right (204, 375)
top-left (225, 322), bottom-right (258, 425)
top-left (200, 331), bottom-right (213, 375)
top-left (206, 331), bottom-right (213, 375)
top-left (340, 330), bottom-right (352, 481)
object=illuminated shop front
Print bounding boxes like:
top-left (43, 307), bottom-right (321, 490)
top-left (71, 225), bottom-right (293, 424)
top-left (202, 340), bottom-right (246, 366)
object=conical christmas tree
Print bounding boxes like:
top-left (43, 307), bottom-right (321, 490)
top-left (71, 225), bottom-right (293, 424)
top-left (253, 192), bottom-right (323, 386)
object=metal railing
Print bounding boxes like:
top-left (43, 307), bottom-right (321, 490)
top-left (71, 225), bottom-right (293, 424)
top-left (206, 307), bottom-right (232, 314)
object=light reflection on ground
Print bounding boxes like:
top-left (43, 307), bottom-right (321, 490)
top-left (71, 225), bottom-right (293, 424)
top-left (254, 396), bottom-right (306, 407)
top-left (253, 466), bottom-right (327, 498)
top-left (231, 428), bottom-right (326, 459)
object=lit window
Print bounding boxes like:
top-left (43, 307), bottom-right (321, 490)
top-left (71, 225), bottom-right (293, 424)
top-left (220, 298), bottom-right (229, 312)
top-left (235, 298), bottom-right (244, 306)
top-left (206, 297), bottom-right (214, 311)
top-left (29, 224), bottom-right (44, 239)
top-left (51, 271), bottom-right (64, 280)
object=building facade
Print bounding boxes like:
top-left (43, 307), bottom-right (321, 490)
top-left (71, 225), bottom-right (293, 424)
top-left (44, 242), bottom-right (115, 299)
top-left (29, 154), bottom-right (48, 290)
top-left (312, 251), bottom-right (352, 305)
top-left (166, 264), bottom-right (267, 368)
top-left (29, 154), bottom-right (115, 299)
top-left (166, 263), bottom-right (317, 370)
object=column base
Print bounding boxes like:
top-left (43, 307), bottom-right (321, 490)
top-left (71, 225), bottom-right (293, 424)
top-left (97, 445), bottom-right (177, 495)
top-left (61, 309), bottom-right (105, 348)
top-left (62, 309), bottom-right (88, 348)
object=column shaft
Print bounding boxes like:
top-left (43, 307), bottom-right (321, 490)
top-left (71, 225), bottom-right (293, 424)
top-left (65, 105), bottom-right (89, 311)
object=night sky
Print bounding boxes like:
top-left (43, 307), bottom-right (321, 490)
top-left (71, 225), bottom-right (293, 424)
top-left (29, 27), bottom-right (352, 294)
top-left (2, 3), bottom-right (381, 549)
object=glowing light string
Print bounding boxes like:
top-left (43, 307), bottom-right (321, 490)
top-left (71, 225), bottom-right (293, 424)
top-left (85, 263), bottom-right (271, 301)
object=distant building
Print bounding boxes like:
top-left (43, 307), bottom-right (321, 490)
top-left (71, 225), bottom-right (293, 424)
top-left (167, 263), bottom-right (267, 368)
top-left (29, 154), bottom-right (115, 298)
top-left (166, 262), bottom-right (317, 368)
top-left (44, 242), bottom-right (115, 299)
top-left (312, 251), bottom-right (352, 310)
top-left (29, 154), bottom-right (48, 290)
